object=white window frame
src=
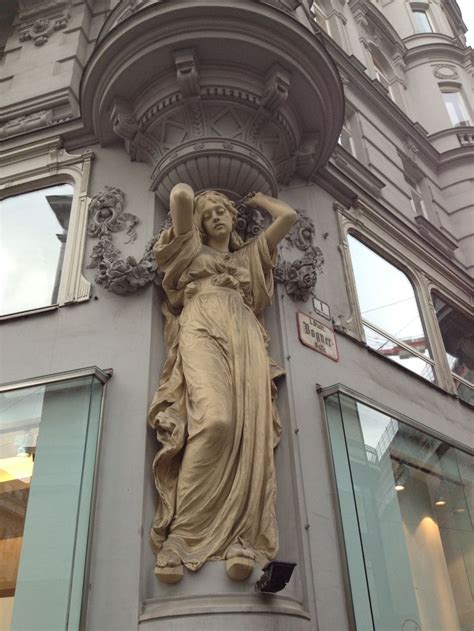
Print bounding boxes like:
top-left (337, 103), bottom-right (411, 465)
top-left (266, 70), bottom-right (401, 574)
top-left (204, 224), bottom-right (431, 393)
top-left (334, 202), bottom-right (470, 396)
top-left (440, 88), bottom-right (472, 128)
top-left (0, 138), bottom-right (93, 319)
top-left (411, 8), bottom-right (433, 33)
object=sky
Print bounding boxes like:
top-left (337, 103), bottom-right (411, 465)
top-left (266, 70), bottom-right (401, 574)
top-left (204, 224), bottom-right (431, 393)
top-left (457, 0), bottom-right (474, 46)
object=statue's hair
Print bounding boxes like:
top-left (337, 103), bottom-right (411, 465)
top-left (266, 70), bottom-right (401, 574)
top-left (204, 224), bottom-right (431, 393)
top-left (193, 190), bottom-right (244, 251)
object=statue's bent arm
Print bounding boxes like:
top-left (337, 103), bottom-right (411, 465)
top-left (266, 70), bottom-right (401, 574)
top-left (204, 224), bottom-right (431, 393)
top-left (247, 193), bottom-right (297, 254)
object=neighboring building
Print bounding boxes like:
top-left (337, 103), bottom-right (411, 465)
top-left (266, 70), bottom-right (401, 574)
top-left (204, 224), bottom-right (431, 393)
top-left (1, 1), bottom-right (473, 630)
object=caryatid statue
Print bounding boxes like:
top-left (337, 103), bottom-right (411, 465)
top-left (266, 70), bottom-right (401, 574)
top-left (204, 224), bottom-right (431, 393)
top-left (148, 183), bottom-right (296, 583)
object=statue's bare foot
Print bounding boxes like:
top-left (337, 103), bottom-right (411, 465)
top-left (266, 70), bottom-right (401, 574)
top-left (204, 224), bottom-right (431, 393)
top-left (225, 543), bottom-right (256, 561)
top-left (225, 543), bottom-right (255, 581)
top-left (155, 549), bottom-right (184, 584)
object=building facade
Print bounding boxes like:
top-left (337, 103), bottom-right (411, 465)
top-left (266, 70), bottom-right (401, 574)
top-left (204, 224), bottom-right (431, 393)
top-left (0, 1), bottom-right (473, 630)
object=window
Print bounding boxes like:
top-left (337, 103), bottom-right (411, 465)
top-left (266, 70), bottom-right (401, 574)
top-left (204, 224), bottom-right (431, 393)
top-left (324, 390), bottom-right (474, 631)
top-left (1, 184), bottom-right (73, 316)
top-left (441, 90), bottom-right (471, 127)
top-left (0, 368), bottom-right (109, 631)
top-left (310, 1), bottom-right (331, 35)
top-left (408, 179), bottom-right (427, 218)
top-left (347, 235), bottom-right (435, 382)
top-left (372, 58), bottom-right (395, 101)
top-left (338, 120), bottom-right (355, 155)
top-left (432, 294), bottom-right (474, 406)
top-left (412, 9), bottom-right (433, 33)
top-left (1, 141), bottom-right (93, 320)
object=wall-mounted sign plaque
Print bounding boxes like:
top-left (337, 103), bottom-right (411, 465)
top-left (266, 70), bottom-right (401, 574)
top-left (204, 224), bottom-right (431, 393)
top-left (312, 296), bottom-right (331, 320)
top-left (297, 312), bottom-right (339, 362)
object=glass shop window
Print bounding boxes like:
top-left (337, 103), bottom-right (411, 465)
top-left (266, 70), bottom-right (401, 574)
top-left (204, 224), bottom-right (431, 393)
top-left (0, 372), bottom-right (107, 631)
top-left (0, 184), bottom-right (73, 316)
top-left (441, 90), bottom-right (471, 127)
top-left (325, 392), bottom-right (474, 631)
top-left (412, 9), bottom-right (433, 33)
top-left (347, 235), bottom-right (435, 382)
top-left (432, 293), bottom-right (474, 406)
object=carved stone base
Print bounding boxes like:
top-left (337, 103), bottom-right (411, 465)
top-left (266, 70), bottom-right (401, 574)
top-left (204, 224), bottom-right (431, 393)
top-left (225, 557), bottom-right (255, 581)
top-left (155, 564), bottom-right (184, 584)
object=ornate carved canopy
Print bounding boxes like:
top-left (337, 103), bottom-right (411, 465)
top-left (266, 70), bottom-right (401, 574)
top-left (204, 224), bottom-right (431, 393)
top-left (82, 0), bottom-right (344, 204)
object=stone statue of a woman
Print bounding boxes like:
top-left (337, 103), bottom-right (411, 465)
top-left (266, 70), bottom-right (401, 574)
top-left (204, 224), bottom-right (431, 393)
top-left (148, 183), bottom-right (296, 583)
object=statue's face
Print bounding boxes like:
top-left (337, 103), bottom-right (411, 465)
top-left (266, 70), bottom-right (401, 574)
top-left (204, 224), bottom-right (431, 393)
top-left (201, 200), bottom-right (233, 240)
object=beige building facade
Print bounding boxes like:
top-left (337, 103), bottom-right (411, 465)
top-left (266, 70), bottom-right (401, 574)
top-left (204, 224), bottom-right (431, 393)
top-left (0, 1), bottom-right (473, 630)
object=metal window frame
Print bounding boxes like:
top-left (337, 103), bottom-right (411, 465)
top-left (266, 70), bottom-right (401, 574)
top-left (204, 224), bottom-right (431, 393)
top-left (335, 204), bottom-right (461, 394)
top-left (1, 366), bottom-right (112, 631)
top-left (318, 382), bottom-right (474, 631)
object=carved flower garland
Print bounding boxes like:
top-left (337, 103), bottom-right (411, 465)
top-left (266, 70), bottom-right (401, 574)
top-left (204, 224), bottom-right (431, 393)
top-left (86, 188), bottom-right (323, 300)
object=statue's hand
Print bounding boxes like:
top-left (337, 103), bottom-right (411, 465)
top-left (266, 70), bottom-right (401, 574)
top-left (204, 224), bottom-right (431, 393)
top-left (244, 191), bottom-right (266, 208)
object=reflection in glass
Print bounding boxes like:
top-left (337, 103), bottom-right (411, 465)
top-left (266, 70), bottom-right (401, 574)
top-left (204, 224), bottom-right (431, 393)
top-left (347, 235), bottom-right (434, 381)
top-left (0, 184), bottom-right (73, 316)
top-left (326, 393), bottom-right (474, 631)
top-left (0, 387), bottom-right (43, 630)
top-left (363, 325), bottom-right (435, 382)
top-left (432, 293), bottom-right (474, 405)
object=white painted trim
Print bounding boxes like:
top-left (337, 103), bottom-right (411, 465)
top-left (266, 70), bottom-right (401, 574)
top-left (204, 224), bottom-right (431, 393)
top-left (0, 137), bottom-right (94, 312)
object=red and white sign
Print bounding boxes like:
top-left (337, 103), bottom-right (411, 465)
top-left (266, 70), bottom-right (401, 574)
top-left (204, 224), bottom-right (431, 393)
top-left (297, 312), bottom-right (339, 362)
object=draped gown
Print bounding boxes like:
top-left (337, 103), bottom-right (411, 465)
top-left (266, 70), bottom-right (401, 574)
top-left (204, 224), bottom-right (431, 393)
top-left (148, 225), bottom-right (282, 570)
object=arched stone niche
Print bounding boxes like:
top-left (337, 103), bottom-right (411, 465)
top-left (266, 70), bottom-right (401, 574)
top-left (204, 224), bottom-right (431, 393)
top-left (81, 0), bottom-right (344, 204)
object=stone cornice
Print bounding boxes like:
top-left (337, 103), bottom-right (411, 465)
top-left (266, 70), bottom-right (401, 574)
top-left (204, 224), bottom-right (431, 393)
top-left (404, 40), bottom-right (473, 68)
top-left (442, 0), bottom-right (468, 36)
top-left (329, 145), bottom-right (386, 198)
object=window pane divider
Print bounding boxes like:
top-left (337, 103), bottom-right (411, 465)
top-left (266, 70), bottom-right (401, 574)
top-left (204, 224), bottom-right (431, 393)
top-left (452, 373), bottom-right (474, 389)
top-left (362, 319), bottom-right (435, 365)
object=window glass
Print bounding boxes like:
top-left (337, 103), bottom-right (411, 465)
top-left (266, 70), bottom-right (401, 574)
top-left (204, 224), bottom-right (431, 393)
top-left (310, 1), bottom-right (330, 34)
top-left (432, 293), bottom-right (474, 405)
top-left (326, 392), bottom-right (474, 631)
top-left (338, 122), bottom-right (355, 155)
top-left (442, 91), bottom-right (471, 127)
top-left (0, 374), bottom-right (105, 631)
top-left (372, 59), bottom-right (395, 102)
top-left (0, 184), bottom-right (73, 316)
top-left (409, 183), bottom-right (427, 218)
top-left (0, 388), bottom-right (42, 630)
top-left (412, 9), bottom-right (433, 33)
top-left (347, 235), bottom-right (434, 381)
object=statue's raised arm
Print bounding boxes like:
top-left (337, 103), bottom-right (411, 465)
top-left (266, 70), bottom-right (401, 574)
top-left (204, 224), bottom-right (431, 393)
top-left (170, 182), bottom-right (194, 235)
